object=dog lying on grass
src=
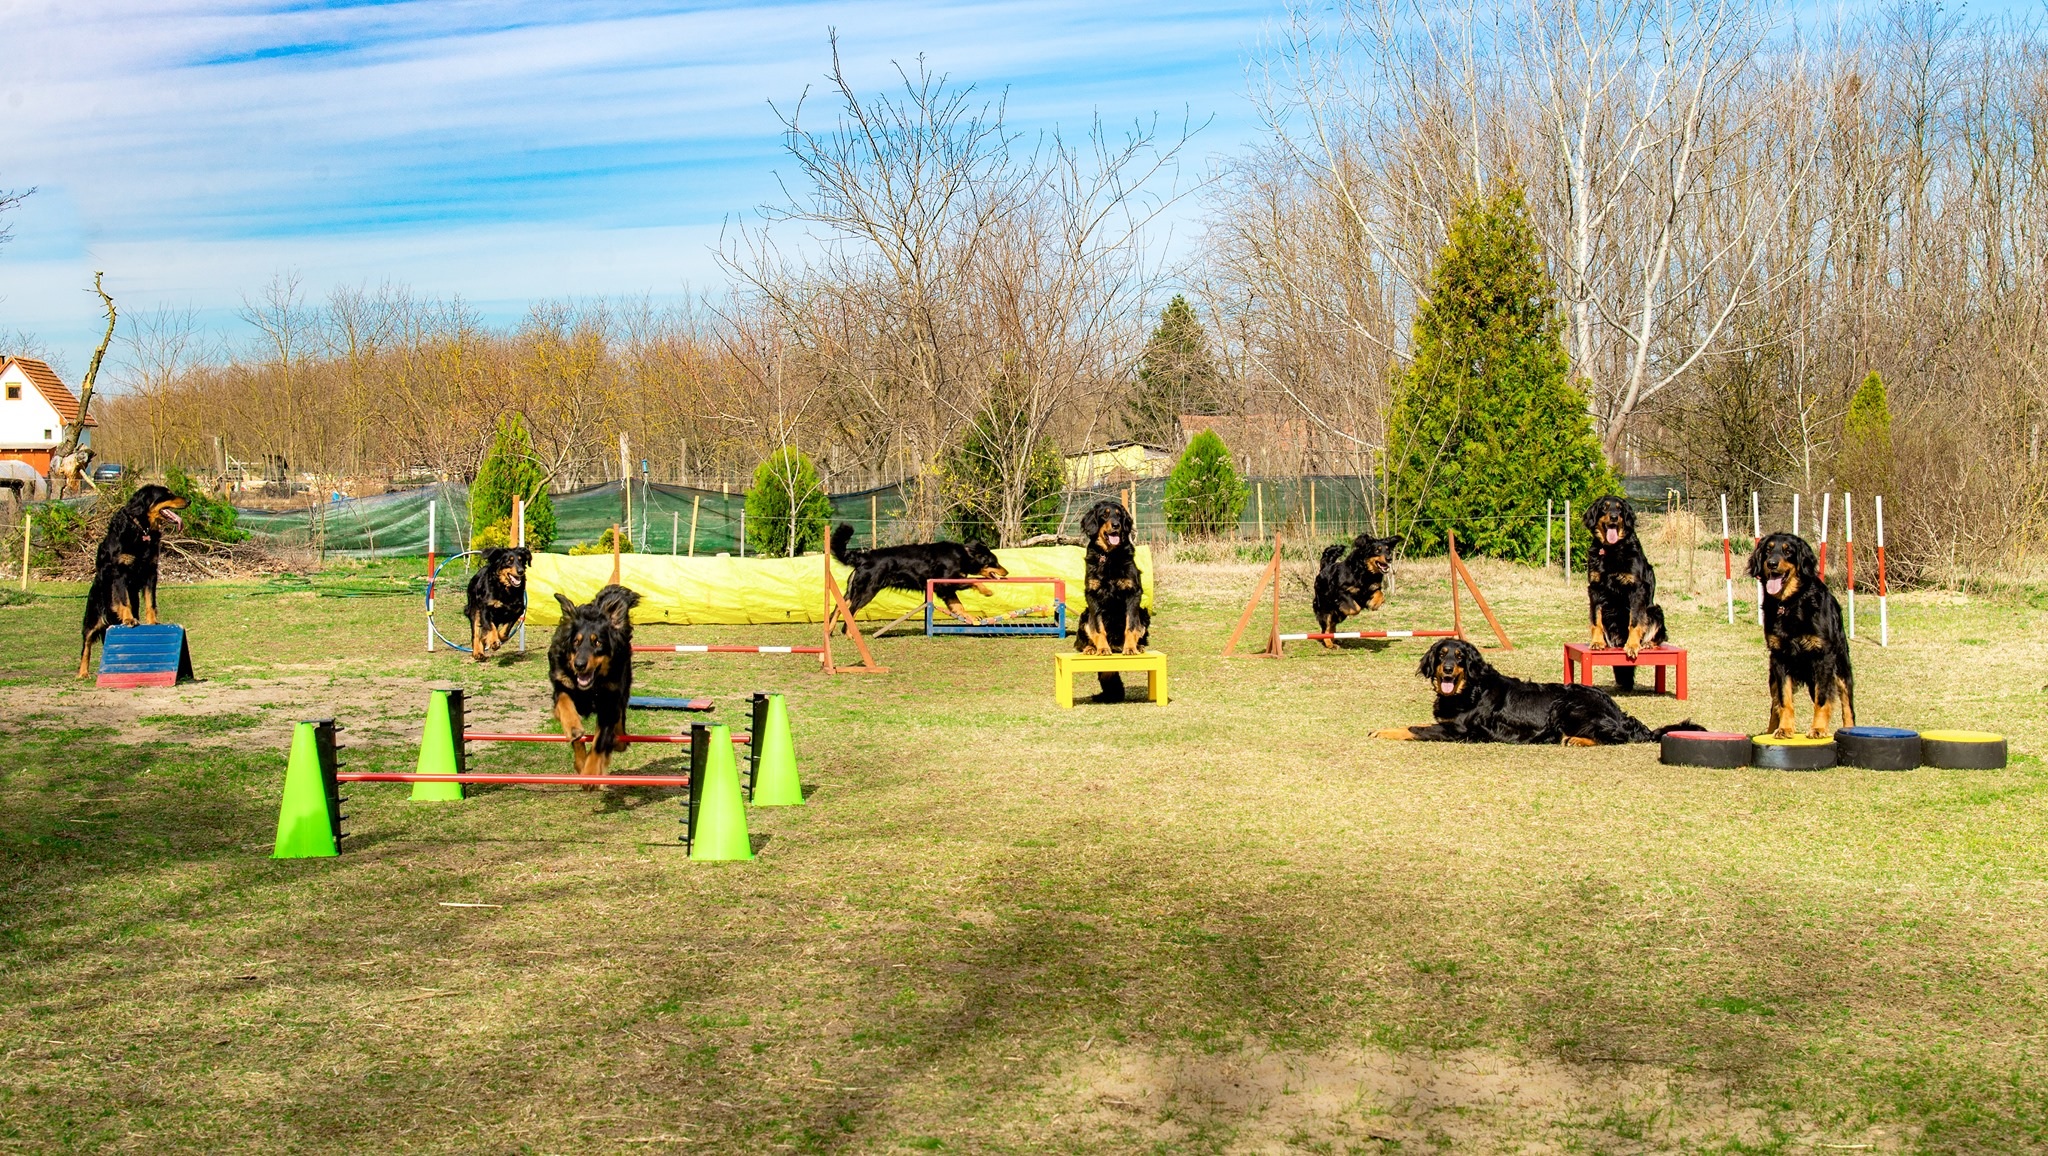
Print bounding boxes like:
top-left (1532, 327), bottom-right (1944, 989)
top-left (1584, 495), bottom-right (1668, 689)
top-left (829, 523), bottom-right (1007, 628)
top-left (548, 585), bottom-right (640, 781)
top-left (1076, 499), bottom-right (1149, 702)
top-left (77, 484), bottom-right (188, 678)
top-left (1313, 533), bottom-right (1400, 646)
top-left (464, 546), bottom-right (532, 662)
top-left (1374, 638), bottom-right (1702, 745)
top-left (1749, 532), bottom-right (1854, 738)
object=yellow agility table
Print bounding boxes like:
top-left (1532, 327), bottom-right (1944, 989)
top-left (1053, 651), bottom-right (1168, 708)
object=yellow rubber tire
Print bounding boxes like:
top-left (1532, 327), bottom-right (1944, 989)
top-left (1919, 730), bottom-right (2007, 770)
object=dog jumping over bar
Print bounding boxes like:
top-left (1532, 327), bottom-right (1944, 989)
top-left (1313, 533), bottom-right (1401, 647)
top-left (829, 523), bottom-right (1008, 628)
top-left (78, 484), bottom-right (189, 678)
top-left (1374, 638), bottom-right (1701, 745)
top-left (548, 584), bottom-right (640, 781)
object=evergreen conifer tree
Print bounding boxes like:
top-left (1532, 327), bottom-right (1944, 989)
top-left (1385, 184), bottom-right (1614, 560)
top-left (470, 414), bottom-right (555, 550)
top-left (1839, 371), bottom-right (1894, 498)
top-left (744, 447), bottom-right (833, 557)
top-left (1164, 429), bottom-right (1248, 536)
top-left (1126, 295), bottom-right (1226, 444)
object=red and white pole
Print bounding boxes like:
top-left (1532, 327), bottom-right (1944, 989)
top-left (1875, 495), bottom-right (1889, 647)
top-left (1844, 493), bottom-right (1856, 639)
top-left (1818, 492), bottom-right (1831, 580)
top-left (1719, 493), bottom-right (1733, 624)
top-left (1750, 491), bottom-right (1763, 625)
top-left (425, 499), bottom-right (437, 652)
top-left (513, 496), bottom-right (527, 653)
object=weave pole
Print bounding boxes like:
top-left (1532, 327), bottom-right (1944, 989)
top-left (1545, 499), bottom-right (1553, 568)
top-left (513, 496), bottom-right (527, 653)
top-left (1750, 491), bottom-right (1763, 625)
top-left (1844, 493), bottom-right (1856, 639)
top-left (425, 500), bottom-right (436, 651)
top-left (1875, 495), bottom-right (1889, 647)
top-left (1563, 500), bottom-right (1572, 582)
top-left (1792, 493), bottom-right (1800, 537)
top-left (1818, 492), bottom-right (1831, 580)
top-left (1719, 493), bottom-right (1733, 624)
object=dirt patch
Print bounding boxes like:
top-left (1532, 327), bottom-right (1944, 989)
top-left (1061, 1043), bottom-right (1897, 1153)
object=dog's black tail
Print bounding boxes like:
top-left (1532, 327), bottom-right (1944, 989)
top-left (1650, 720), bottom-right (1706, 741)
top-left (830, 523), bottom-right (860, 566)
top-left (1319, 543), bottom-right (1345, 569)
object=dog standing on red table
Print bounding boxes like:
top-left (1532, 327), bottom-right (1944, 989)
top-left (1584, 495), bottom-right (1668, 690)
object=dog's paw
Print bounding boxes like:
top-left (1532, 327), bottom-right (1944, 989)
top-left (1564, 735), bottom-right (1598, 747)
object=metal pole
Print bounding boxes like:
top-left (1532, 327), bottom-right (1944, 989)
top-left (425, 500), bottom-right (436, 651)
top-left (19, 510), bottom-right (30, 591)
top-left (671, 511), bottom-right (678, 556)
top-left (1719, 493), bottom-right (1732, 624)
top-left (689, 495), bottom-right (700, 557)
top-left (513, 497), bottom-right (526, 653)
top-left (1844, 493), bottom-right (1856, 639)
top-left (1875, 495), bottom-right (1889, 647)
top-left (1563, 499), bottom-right (1571, 583)
top-left (1818, 492), bottom-right (1831, 580)
top-left (1545, 499), bottom-right (1553, 568)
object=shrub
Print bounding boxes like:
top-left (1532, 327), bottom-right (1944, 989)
top-left (470, 414), bottom-right (556, 550)
top-left (941, 407), bottom-right (1064, 545)
top-left (1838, 371), bottom-right (1894, 498)
top-left (567, 526), bottom-right (633, 556)
top-left (1384, 183), bottom-right (1615, 561)
top-left (1164, 429), bottom-right (1247, 536)
top-left (743, 448), bottom-right (832, 557)
top-left (164, 466), bottom-right (247, 543)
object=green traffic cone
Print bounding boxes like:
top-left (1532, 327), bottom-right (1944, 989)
top-left (273, 721), bottom-right (339, 859)
top-left (411, 688), bottom-right (465, 802)
top-left (748, 692), bottom-right (803, 806)
top-left (688, 724), bottom-right (753, 861)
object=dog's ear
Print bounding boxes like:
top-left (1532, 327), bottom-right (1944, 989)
top-left (1385, 536), bottom-right (1404, 551)
top-left (1617, 499), bottom-right (1636, 532)
top-left (595, 584), bottom-right (641, 630)
top-left (1582, 499), bottom-right (1602, 531)
top-left (514, 547), bottom-right (532, 565)
top-left (1418, 639), bottom-right (1444, 678)
top-left (1081, 502), bottom-right (1105, 541)
top-left (555, 592), bottom-right (579, 616)
top-left (1790, 534), bottom-right (1818, 576)
top-left (1745, 539), bottom-right (1769, 581)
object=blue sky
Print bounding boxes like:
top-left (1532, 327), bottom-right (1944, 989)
top-left (0, 0), bottom-right (1278, 378)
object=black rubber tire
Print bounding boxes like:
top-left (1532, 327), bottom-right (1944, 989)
top-left (1660, 731), bottom-right (1751, 768)
top-left (1920, 730), bottom-right (2008, 770)
top-left (1752, 736), bottom-right (1838, 770)
top-left (1837, 727), bottom-right (1921, 771)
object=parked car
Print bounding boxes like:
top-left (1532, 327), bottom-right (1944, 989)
top-left (89, 462), bottom-right (126, 485)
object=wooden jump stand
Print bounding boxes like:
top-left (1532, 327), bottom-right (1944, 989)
top-left (820, 553), bottom-right (888, 674)
top-left (1223, 529), bottom-right (1512, 657)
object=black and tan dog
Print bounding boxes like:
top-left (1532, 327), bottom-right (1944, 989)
top-left (1748, 532), bottom-right (1853, 738)
top-left (77, 484), bottom-right (188, 678)
top-left (464, 546), bottom-right (532, 662)
top-left (829, 523), bottom-right (1008, 628)
top-left (1313, 533), bottom-right (1401, 647)
top-left (548, 585), bottom-right (640, 781)
top-left (1584, 495), bottom-right (1668, 689)
top-left (1075, 499), bottom-right (1149, 702)
top-left (1374, 638), bottom-right (1701, 745)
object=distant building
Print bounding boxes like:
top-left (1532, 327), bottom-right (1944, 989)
top-left (1064, 441), bottom-right (1173, 487)
top-left (0, 357), bottom-right (96, 477)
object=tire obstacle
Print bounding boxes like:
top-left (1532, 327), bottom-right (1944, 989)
top-left (271, 690), bottom-right (804, 863)
top-left (1224, 529), bottom-right (1511, 657)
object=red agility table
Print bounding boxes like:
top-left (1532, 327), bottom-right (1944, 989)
top-left (1562, 643), bottom-right (1688, 700)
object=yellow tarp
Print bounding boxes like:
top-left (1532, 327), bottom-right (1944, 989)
top-left (526, 546), bottom-right (1154, 627)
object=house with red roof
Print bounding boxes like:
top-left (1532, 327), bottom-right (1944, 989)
top-left (0, 356), bottom-right (97, 477)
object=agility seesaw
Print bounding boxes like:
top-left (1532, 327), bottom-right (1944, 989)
top-left (1223, 529), bottom-right (1511, 657)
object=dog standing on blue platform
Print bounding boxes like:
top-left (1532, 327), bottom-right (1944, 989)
top-left (78, 484), bottom-right (188, 679)
top-left (1075, 499), bottom-right (1149, 702)
top-left (1584, 495), bottom-right (1668, 690)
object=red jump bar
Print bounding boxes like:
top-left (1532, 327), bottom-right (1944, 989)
top-left (633, 644), bottom-right (826, 654)
top-left (337, 772), bottom-right (691, 787)
top-left (462, 731), bottom-right (750, 745)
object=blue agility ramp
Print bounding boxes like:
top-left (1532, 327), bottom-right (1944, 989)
top-left (96, 624), bottom-right (195, 688)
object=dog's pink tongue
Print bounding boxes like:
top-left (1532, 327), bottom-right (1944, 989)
top-left (1106, 533), bottom-right (1120, 547)
top-left (1439, 679), bottom-right (1457, 694)
top-left (1605, 527), bottom-right (1618, 544)
top-left (1765, 577), bottom-right (1784, 595)
top-left (163, 509), bottom-right (183, 529)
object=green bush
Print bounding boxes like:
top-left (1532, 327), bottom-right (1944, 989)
top-left (470, 414), bottom-right (556, 550)
top-left (941, 409), bottom-right (1064, 545)
top-left (567, 526), bottom-right (633, 556)
top-left (165, 466), bottom-right (247, 543)
top-left (27, 501), bottom-right (89, 571)
top-left (1838, 371), bottom-right (1894, 497)
top-left (1164, 429), bottom-right (1247, 536)
top-left (1384, 183), bottom-right (1615, 561)
top-left (744, 448), bottom-right (832, 557)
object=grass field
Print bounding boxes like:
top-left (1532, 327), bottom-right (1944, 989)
top-left (3, 545), bottom-right (2046, 1154)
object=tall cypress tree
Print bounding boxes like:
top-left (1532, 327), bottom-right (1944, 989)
top-left (1839, 371), bottom-right (1894, 496)
top-left (1125, 295), bottom-right (1226, 444)
top-left (1385, 184), bottom-right (1614, 560)
top-left (470, 414), bottom-right (556, 550)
